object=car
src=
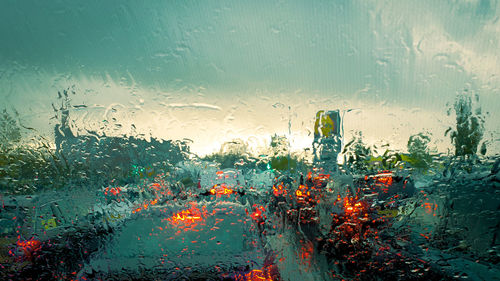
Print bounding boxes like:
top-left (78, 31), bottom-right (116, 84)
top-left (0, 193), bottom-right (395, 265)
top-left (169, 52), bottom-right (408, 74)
top-left (355, 170), bottom-right (415, 202)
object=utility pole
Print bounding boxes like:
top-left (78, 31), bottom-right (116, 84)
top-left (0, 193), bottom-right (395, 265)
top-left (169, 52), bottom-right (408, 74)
top-left (288, 106), bottom-right (291, 173)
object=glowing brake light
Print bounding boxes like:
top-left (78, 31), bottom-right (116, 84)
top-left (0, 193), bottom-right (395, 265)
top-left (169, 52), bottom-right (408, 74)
top-left (168, 203), bottom-right (206, 227)
top-left (234, 265), bottom-right (276, 281)
top-left (376, 175), bottom-right (393, 186)
top-left (104, 187), bottom-right (121, 196)
top-left (16, 237), bottom-right (41, 259)
top-left (272, 183), bottom-right (286, 196)
top-left (338, 196), bottom-right (364, 214)
top-left (248, 205), bottom-right (266, 223)
top-left (209, 184), bottom-right (234, 196)
top-left (295, 185), bottom-right (311, 202)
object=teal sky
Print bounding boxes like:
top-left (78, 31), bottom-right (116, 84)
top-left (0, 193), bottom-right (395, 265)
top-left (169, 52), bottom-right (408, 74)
top-left (1, 0), bottom-right (499, 155)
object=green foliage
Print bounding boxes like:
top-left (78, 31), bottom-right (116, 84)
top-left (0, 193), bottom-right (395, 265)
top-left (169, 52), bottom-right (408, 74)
top-left (270, 155), bottom-right (298, 172)
top-left (343, 131), bottom-right (372, 172)
top-left (0, 139), bottom-right (70, 194)
top-left (342, 133), bottom-right (410, 172)
top-left (202, 135), bottom-right (311, 174)
top-left (407, 132), bottom-right (433, 170)
top-left (378, 147), bottom-right (403, 170)
top-left (1, 89), bottom-right (194, 194)
top-left (445, 90), bottom-right (485, 157)
top-left (202, 139), bottom-right (252, 169)
top-left (203, 152), bottom-right (249, 169)
top-left (268, 134), bottom-right (292, 171)
top-left (0, 109), bottom-right (73, 194)
top-left (0, 109), bottom-right (21, 148)
top-left (270, 134), bottom-right (289, 155)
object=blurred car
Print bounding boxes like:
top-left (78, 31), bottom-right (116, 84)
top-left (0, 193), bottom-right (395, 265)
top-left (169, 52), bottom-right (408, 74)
top-left (355, 170), bottom-right (415, 201)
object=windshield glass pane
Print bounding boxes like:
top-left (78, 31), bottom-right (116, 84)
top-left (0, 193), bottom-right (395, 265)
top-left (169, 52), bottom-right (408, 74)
top-left (1, 1), bottom-right (499, 280)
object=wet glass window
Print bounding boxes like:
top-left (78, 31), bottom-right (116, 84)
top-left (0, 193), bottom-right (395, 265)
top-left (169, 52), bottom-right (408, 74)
top-left (1, 1), bottom-right (499, 280)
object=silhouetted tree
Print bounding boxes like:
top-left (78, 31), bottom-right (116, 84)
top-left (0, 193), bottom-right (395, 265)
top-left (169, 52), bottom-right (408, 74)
top-left (342, 131), bottom-right (372, 172)
top-left (0, 109), bottom-right (21, 148)
top-left (445, 90), bottom-right (485, 157)
top-left (407, 132), bottom-right (433, 170)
